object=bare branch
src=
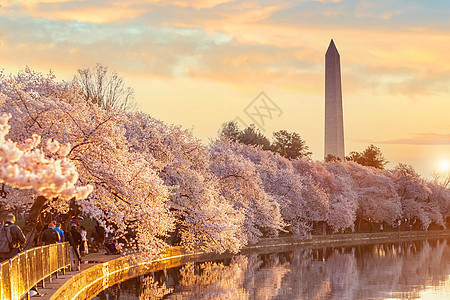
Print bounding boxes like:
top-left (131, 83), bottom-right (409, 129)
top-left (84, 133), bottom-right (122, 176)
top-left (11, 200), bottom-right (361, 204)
top-left (75, 63), bottom-right (136, 112)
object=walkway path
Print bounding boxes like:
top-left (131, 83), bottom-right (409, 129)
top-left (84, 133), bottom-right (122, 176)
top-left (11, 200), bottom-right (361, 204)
top-left (39, 252), bottom-right (120, 300)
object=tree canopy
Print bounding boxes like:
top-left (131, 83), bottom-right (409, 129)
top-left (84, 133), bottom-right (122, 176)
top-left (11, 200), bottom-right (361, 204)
top-left (218, 121), bottom-right (312, 160)
top-left (346, 144), bottom-right (388, 169)
top-left (272, 130), bottom-right (312, 159)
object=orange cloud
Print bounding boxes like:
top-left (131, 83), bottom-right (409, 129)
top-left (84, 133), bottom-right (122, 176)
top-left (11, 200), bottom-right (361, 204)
top-left (358, 133), bottom-right (450, 145)
top-left (35, 7), bottom-right (146, 23)
top-left (2, 0), bottom-right (240, 23)
top-left (168, 0), bottom-right (237, 9)
top-left (2, 0), bottom-right (450, 100)
top-left (312, 0), bottom-right (342, 3)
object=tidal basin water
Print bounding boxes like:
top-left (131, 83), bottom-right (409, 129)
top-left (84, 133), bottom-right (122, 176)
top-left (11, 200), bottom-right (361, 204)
top-left (93, 239), bottom-right (450, 299)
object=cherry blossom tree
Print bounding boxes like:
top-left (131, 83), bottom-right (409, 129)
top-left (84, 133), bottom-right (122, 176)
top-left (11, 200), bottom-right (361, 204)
top-left (428, 182), bottom-right (450, 225)
top-left (0, 113), bottom-right (92, 201)
top-left (428, 172), bottom-right (450, 225)
top-left (0, 186), bottom-right (35, 210)
top-left (290, 158), bottom-right (330, 228)
top-left (390, 164), bottom-right (440, 230)
top-left (0, 111), bottom-right (94, 248)
top-left (237, 145), bottom-right (327, 237)
top-left (124, 112), bottom-right (244, 253)
top-left (210, 139), bottom-right (285, 244)
top-left (0, 68), bottom-right (173, 255)
top-left (293, 159), bottom-right (357, 232)
top-left (238, 146), bottom-right (307, 235)
top-left (345, 162), bottom-right (401, 227)
top-left (298, 173), bottom-right (329, 225)
top-left (323, 162), bottom-right (359, 231)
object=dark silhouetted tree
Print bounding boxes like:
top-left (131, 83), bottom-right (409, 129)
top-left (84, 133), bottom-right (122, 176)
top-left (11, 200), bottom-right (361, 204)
top-left (240, 125), bottom-right (272, 150)
top-left (218, 121), bottom-right (312, 158)
top-left (272, 130), bottom-right (312, 159)
top-left (218, 121), bottom-right (271, 150)
top-left (325, 154), bottom-right (341, 162)
top-left (219, 121), bottom-right (241, 142)
top-left (346, 144), bottom-right (388, 169)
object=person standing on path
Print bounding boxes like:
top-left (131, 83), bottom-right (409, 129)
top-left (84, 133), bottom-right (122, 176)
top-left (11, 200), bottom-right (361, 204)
top-left (0, 213), bottom-right (26, 262)
top-left (67, 224), bottom-right (82, 270)
top-left (41, 222), bottom-right (60, 245)
top-left (80, 225), bottom-right (88, 255)
top-left (68, 225), bottom-right (82, 250)
top-left (70, 216), bottom-right (80, 227)
top-left (54, 222), bottom-right (65, 243)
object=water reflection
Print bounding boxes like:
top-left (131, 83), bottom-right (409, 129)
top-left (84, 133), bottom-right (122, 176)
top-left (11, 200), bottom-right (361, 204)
top-left (93, 239), bottom-right (450, 299)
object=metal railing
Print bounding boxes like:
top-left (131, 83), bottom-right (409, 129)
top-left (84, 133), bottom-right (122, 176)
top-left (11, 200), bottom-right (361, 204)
top-left (0, 242), bottom-right (70, 300)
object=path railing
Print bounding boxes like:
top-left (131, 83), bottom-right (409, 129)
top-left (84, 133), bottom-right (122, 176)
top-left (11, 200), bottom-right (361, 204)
top-left (0, 242), bottom-right (70, 300)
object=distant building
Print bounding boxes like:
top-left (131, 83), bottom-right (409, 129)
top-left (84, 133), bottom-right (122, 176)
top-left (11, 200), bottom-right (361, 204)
top-left (324, 39), bottom-right (345, 161)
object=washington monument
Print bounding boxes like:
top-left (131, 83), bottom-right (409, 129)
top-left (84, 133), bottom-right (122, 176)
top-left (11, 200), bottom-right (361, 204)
top-left (325, 39), bottom-right (345, 161)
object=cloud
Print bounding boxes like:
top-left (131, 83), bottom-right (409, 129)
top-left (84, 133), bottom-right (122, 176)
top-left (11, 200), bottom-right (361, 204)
top-left (2, 0), bottom-right (149, 23)
top-left (0, 12), bottom-right (319, 86)
top-left (313, 0), bottom-right (341, 3)
top-left (1, 0), bottom-right (450, 98)
top-left (359, 133), bottom-right (450, 145)
top-left (37, 7), bottom-right (145, 23)
top-left (355, 1), bottom-right (402, 20)
top-left (1, 0), bottom-right (241, 23)
top-left (165, 0), bottom-right (237, 9)
top-left (266, 0), bottom-right (450, 32)
top-left (345, 64), bottom-right (450, 97)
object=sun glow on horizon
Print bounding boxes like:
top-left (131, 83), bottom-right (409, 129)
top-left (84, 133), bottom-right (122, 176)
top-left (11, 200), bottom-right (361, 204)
top-left (439, 159), bottom-right (449, 172)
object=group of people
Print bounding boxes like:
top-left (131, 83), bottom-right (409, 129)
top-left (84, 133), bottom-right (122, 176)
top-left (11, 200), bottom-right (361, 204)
top-left (40, 218), bottom-right (89, 257)
top-left (90, 221), bottom-right (118, 255)
top-left (0, 214), bottom-right (90, 263)
top-left (0, 213), bottom-right (119, 296)
top-left (1, 213), bottom-right (119, 264)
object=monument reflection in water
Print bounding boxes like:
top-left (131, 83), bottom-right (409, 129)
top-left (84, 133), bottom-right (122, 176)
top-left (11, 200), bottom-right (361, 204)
top-left (93, 239), bottom-right (450, 299)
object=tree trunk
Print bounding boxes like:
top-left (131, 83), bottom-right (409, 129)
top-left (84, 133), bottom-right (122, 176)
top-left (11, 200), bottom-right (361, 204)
top-left (23, 196), bottom-right (47, 250)
top-left (357, 216), bottom-right (362, 233)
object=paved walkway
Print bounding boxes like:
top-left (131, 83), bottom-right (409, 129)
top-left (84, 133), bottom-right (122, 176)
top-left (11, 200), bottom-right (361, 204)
top-left (38, 252), bottom-right (121, 300)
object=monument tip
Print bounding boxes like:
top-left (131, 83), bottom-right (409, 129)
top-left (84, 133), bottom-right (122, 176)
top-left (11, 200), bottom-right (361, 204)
top-left (326, 39), bottom-right (338, 54)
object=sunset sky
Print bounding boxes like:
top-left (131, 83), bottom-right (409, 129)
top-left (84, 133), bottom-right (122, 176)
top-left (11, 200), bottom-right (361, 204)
top-left (0, 0), bottom-right (449, 178)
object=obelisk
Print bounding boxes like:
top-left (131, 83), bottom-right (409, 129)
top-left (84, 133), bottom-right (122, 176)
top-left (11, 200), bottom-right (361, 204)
top-left (325, 39), bottom-right (345, 161)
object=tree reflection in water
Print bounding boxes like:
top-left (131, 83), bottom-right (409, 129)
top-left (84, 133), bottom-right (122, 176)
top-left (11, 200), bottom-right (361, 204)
top-left (93, 239), bottom-right (450, 299)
